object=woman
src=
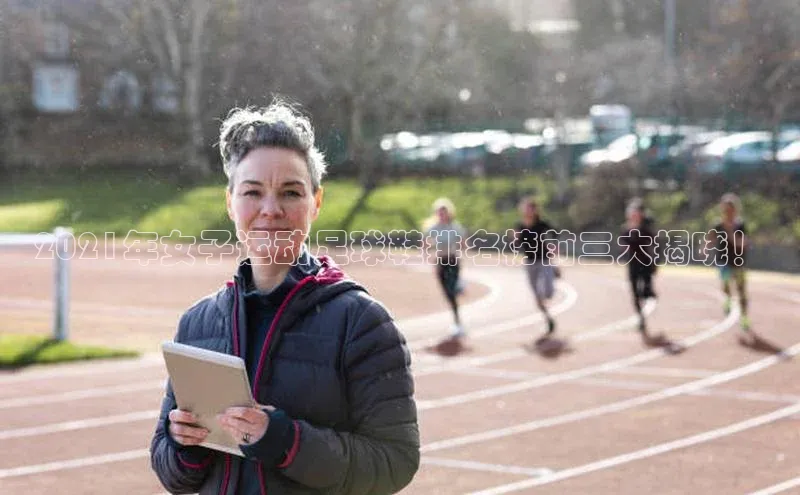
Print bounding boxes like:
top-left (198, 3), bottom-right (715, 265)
top-left (513, 197), bottom-right (558, 341)
top-left (423, 198), bottom-right (467, 339)
top-left (619, 198), bottom-right (657, 336)
top-left (708, 192), bottom-right (750, 333)
top-left (150, 100), bottom-right (420, 494)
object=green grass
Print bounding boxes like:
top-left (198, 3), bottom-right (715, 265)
top-left (136, 186), bottom-right (230, 238)
top-left (0, 334), bottom-right (139, 369)
top-left (0, 199), bottom-right (66, 233)
top-left (1, 172), bottom-right (555, 238)
top-left (349, 175), bottom-right (556, 234)
top-left (0, 171), bottom-right (194, 236)
top-left (3, 171), bottom-right (795, 244)
top-left (0, 171), bottom-right (365, 239)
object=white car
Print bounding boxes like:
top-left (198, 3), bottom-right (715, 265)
top-left (777, 140), bottom-right (800, 162)
top-left (579, 134), bottom-right (639, 168)
top-left (695, 131), bottom-right (800, 175)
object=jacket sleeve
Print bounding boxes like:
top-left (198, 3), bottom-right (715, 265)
top-left (150, 311), bottom-right (218, 494)
top-left (278, 298), bottom-right (420, 494)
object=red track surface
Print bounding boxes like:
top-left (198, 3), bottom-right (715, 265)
top-left (1, 247), bottom-right (799, 494)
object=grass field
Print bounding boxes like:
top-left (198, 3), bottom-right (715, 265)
top-left (0, 334), bottom-right (138, 369)
top-left (0, 172), bottom-right (556, 239)
top-left (2, 170), bottom-right (797, 245)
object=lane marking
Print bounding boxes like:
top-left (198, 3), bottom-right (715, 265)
top-left (749, 476), bottom-right (800, 495)
top-left (421, 457), bottom-right (553, 477)
top-left (469, 402), bottom-right (800, 494)
top-left (417, 301), bottom-right (737, 412)
top-left (0, 381), bottom-right (165, 410)
top-left (0, 449), bottom-right (151, 479)
top-left (422, 340), bottom-right (798, 455)
top-left (451, 367), bottom-right (800, 405)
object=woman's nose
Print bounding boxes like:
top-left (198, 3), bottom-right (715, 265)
top-left (259, 194), bottom-right (284, 217)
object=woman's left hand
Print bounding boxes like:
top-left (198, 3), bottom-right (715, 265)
top-left (217, 405), bottom-right (273, 445)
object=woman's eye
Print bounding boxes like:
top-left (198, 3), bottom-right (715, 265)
top-left (243, 190), bottom-right (260, 197)
top-left (284, 190), bottom-right (302, 198)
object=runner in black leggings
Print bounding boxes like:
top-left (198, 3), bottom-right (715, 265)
top-left (423, 198), bottom-right (467, 340)
top-left (619, 198), bottom-right (657, 336)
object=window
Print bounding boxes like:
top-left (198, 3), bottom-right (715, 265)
top-left (98, 70), bottom-right (143, 113)
top-left (32, 63), bottom-right (80, 113)
top-left (151, 73), bottom-right (179, 114)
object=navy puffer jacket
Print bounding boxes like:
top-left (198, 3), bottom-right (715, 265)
top-left (150, 255), bottom-right (420, 494)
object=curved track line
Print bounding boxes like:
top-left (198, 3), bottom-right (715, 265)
top-left (471, 400), bottom-right (800, 494)
top-left (416, 293), bottom-right (736, 411)
top-left (423, 320), bottom-right (796, 455)
top-left (749, 475), bottom-right (800, 495)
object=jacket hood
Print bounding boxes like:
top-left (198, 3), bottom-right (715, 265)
top-left (216, 253), bottom-right (366, 318)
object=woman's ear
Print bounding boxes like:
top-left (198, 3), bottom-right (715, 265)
top-left (311, 186), bottom-right (324, 221)
top-left (226, 187), bottom-right (234, 221)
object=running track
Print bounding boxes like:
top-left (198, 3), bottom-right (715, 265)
top-left (1, 248), bottom-right (799, 494)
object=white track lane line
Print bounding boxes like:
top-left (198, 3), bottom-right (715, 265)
top-left (0, 449), bottom-right (151, 479)
top-left (2, 333), bottom-right (790, 480)
top-left (0, 283), bottom-right (572, 408)
top-left (0, 276), bottom-right (722, 480)
top-left (470, 401), bottom-right (800, 494)
top-left (0, 266), bottom-right (531, 384)
top-left (398, 265), bottom-right (504, 332)
top-left (408, 280), bottom-right (579, 352)
top-left (748, 475), bottom-right (800, 495)
top-left (452, 367), bottom-right (800, 405)
top-left (0, 411), bottom-right (160, 440)
top-left (423, 340), bottom-right (799, 456)
top-left (420, 457), bottom-right (553, 477)
top-left (0, 381), bottom-right (165, 410)
top-left (0, 289), bottom-right (732, 478)
top-left (0, 354), bottom-right (165, 385)
top-left (0, 299), bottom-right (729, 447)
top-left (413, 294), bottom-right (657, 376)
top-left (609, 365), bottom-right (717, 378)
top-left (0, 281), bottom-right (580, 410)
top-left (416, 299), bottom-right (737, 412)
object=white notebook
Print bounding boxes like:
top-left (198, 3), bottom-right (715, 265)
top-left (161, 341), bottom-right (256, 457)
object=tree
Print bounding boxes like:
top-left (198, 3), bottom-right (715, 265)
top-left (280, 0), bottom-right (464, 182)
top-left (680, 0), bottom-right (800, 124)
top-left (65, 0), bottom-right (239, 177)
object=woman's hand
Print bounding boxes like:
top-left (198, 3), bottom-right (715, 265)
top-left (218, 405), bottom-right (273, 445)
top-left (168, 409), bottom-right (209, 446)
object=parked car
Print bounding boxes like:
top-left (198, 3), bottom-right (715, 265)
top-left (694, 131), bottom-right (800, 177)
top-left (579, 130), bottom-right (687, 178)
top-left (667, 131), bottom-right (728, 182)
top-left (776, 139), bottom-right (800, 175)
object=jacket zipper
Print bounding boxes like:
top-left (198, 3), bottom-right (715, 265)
top-left (219, 281), bottom-right (240, 495)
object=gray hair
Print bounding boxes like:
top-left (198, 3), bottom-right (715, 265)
top-left (625, 197), bottom-right (645, 217)
top-left (218, 99), bottom-right (327, 192)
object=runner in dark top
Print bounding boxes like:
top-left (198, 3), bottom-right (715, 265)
top-left (619, 198), bottom-right (657, 336)
top-left (513, 196), bottom-right (560, 341)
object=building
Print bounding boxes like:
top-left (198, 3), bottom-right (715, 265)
top-left (486, 0), bottom-right (580, 51)
top-left (0, 1), bottom-right (184, 170)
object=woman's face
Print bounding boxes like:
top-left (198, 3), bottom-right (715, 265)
top-left (437, 206), bottom-right (451, 223)
top-left (721, 202), bottom-right (736, 220)
top-left (521, 202), bottom-right (537, 221)
top-left (226, 147), bottom-right (322, 264)
top-left (628, 209), bottom-right (643, 225)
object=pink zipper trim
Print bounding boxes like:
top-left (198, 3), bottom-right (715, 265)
top-left (257, 462), bottom-right (267, 495)
top-left (177, 451), bottom-right (213, 470)
top-left (276, 421), bottom-right (301, 469)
